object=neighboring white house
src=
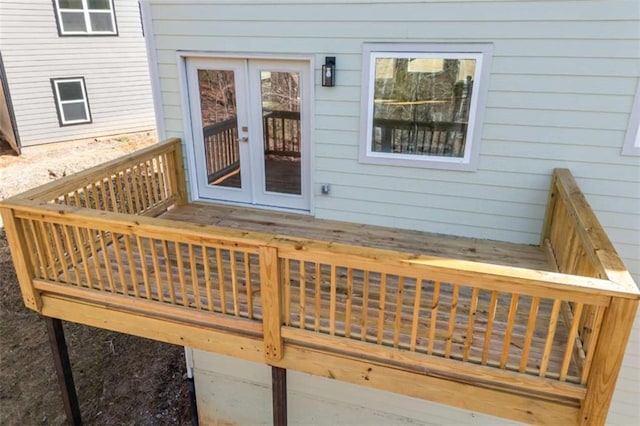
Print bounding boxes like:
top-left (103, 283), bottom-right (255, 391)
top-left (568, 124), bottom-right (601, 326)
top-left (141, 0), bottom-right (640, 424)
top-left (0, 0), bottom-right (155, 149)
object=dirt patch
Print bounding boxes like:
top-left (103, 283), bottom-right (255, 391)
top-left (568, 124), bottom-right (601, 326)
top-left (0, 133), bottom-right (191, 425)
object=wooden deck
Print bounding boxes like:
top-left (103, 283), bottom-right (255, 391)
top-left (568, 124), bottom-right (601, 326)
top-left (2, 138), bottom-right (638, 425)
top-left (162, 202), bottom-right (552, 270)
top-left (56, 202), bottom-right (576, 381)
top-left (215, 156), bottom-right (301, 195)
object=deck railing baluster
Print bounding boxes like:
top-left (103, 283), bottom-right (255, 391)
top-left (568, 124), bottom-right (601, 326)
top-left (284, 260), bottom-right (292, 326)
top-left (314, 262), bottom-right (321, 332)
top-left (98, 230), bottom-right (115, 293)
top-left (361, 271), bottom-right (370, 341)
top-left (539, 299), bottom-right (562, 377)
top-left (463, 287), bottom-right (480, 362)
top-left (230, 250), bottom-right (239, 315)
top-left (51, 223), bottom-right (71, 284)
top-left (122, 235), bottom-right (138, 297)
top-left (87, 227), bottom-right (105, 291)
top-left (216, 248), bottom-right (227, 314)
top-left (560, 303), bottom-right (584, 381)
top-left (393, 276), bottom-right (404, 348)
top-left (149, 239), bottom-right (163, 302)
top-left (203, 246), bottom-right (213, 311)
top-left (410, 278), bottom-right (423, 351)
top-left (519, 296), bottom-right (540, 373)
top-left (481, 290), bottom-right (498, 365)
top-left (244, 252), bottom-right (254, 319)
top-left (188, 244), bottom-right (201, 310)
top-left (445, 283), bottom-right (459, 358)
top-left (500, 293), bottom-right (520, 368)
top-left (345, 268), bottom-right (353, 338)
top-left (38, 221), bottom-right (57, 281)
top-left (299, 261), bottom-right (306, 329)
top-left (175, 243), bottom-right (188, 307)
top-left (110, 233), bottom-right (127, 295)
top-left (329, 265), bottom-right (337, 335)
top-left (28, 220), bottom-right (48, 279)
top-left (580, 306), bottom-right (604, 384)
top-left (161, 240), bottom-right (176, 305)
top-left (74, 226), bottom-right (94, 289)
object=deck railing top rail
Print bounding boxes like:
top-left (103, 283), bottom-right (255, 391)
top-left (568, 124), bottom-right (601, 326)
top-left (3, 195), bottom-right (637, 302)
top-left (542, 169), bottom-right (638, 294)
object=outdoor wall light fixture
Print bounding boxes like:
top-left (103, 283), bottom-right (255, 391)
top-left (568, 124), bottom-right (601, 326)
top-left (322, 56), bottom-right (336, 87)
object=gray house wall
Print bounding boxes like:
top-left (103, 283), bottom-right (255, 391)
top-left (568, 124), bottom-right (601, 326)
top-left (0, 0), bottom-right (155, 147)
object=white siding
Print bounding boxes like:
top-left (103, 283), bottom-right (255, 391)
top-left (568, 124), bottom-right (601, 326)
top-left (191, 350), bottom-right (521, 426)
top-left (0, 0), bottom-right (156, 146)
top-left (147, 0), bottom-right (640, 424)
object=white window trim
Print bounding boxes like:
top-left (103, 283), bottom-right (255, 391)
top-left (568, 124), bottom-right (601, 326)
top-left (54, 0), bottom-right (118, 36)
top-left (622, 82), bottom-right (640, 156)
top-left (359, 43), bottom-right (493, 171)
top-left (52, 77), bottom-right (92, 126)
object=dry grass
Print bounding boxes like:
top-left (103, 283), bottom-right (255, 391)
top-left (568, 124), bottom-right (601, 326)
top-left (0, 133), bottom-right (191, 425)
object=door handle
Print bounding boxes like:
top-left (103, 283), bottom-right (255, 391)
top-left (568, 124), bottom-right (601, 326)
top-left (238, 137), bottom-right (248, 143)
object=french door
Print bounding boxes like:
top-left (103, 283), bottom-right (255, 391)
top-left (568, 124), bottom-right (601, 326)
top-left (186, 58), bottom-right (311, 211)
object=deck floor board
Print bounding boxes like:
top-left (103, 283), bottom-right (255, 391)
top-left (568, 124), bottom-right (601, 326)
top-left (161, 202), bottom-right (553, 271)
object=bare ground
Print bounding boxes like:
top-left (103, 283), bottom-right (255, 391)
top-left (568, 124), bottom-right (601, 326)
top-left (0, 133), bottom-right (191, 425)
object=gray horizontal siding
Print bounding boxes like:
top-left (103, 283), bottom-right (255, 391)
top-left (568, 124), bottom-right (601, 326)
top-left (148, 1), bottom-right (640, 423)
top-left (0, 0), bottom-right (155, 146)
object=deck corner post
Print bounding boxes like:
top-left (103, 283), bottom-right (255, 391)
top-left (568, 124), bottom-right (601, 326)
top-left (578, 297), bottom-right (638, 426)
top-left (45, 316), bottom-right (82, 426)
top-left (259, 246), bottom-right (284, 362)
top-left (0, 207), bottom-right (43, 311)
top-left (171, 139), bottom-right (188, 205)
top-left (539, 170), bottom-right (560, 248)
top-left (272, 366), bottom-right (287, 426)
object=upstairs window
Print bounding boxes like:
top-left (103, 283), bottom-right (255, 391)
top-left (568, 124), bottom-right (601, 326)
top-left (53, 0), bottom-right (118, 36)
top-left (360, 44), bottom-right (493, 171)
top-left (51, 77), bottom-right (92, 126)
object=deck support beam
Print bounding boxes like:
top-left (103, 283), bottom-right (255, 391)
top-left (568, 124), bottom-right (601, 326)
top-left (272, 367), bottom-right (287, 426)
top-left (45, 317), bottom-right (82, 426)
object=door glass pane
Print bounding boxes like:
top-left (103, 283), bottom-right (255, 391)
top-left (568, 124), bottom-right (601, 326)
top-left (260, 71), bottom-right (301, 195)
top-left (198, 69), bottom-right (241, 188)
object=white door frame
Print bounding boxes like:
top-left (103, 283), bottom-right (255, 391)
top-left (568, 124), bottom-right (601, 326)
top-left (179, 53), bottom-right (314, 213)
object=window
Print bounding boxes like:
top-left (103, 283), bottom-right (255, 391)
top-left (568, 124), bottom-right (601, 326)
top-left (360, 44), bottom-right (493, 171)
top-left (51, 77), bottom-right (92, 126)
top-left (622, 82), bottom-right (640, 156)
top-left (53, 0), bottom-right (117, 36)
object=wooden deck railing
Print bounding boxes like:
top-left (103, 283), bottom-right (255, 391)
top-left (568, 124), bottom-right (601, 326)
top-left (541, 168), bottom-right (639, 425)
top-left (1, 142), bottom-right (637, 425)
top-left (203, 118), bottom-right (240, 183)
top-left (372, 118), bottom-right (468, 157)
top-left (263, 110), bottom-right (301, 157)
top-left (202, 111), bottom-right (301, 183)
top-left (13, 137), bottom-right (186, 215)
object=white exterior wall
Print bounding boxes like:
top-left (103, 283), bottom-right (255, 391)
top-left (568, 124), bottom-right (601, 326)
top-left (0, 0), bottom-right (155, 146)
top-left (191, 350), bottom-right (521, 426)
top-left (145, 0), bottom-right (640, 424)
